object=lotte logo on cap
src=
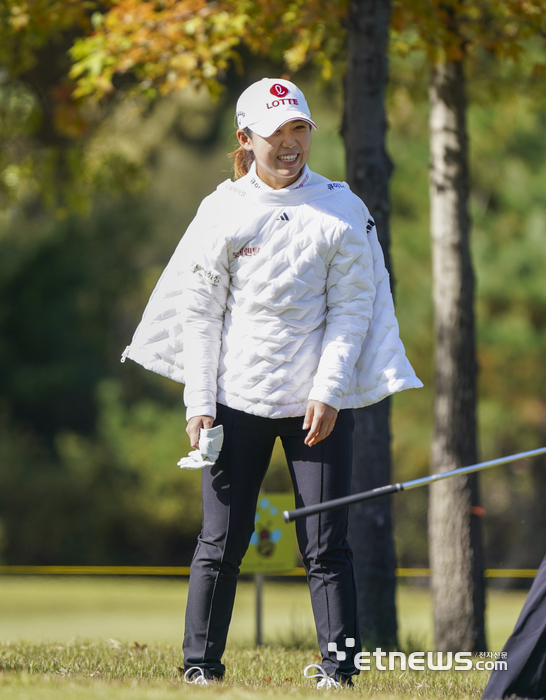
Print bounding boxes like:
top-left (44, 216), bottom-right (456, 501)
top-left (270, 83), bottom-right (289, 97)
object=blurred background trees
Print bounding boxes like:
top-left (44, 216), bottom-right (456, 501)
top-left (1, 0), bottom-right (546, 604)
top-left (394, 0), bottom-right (546, 653)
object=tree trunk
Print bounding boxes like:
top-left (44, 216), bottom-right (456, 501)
top-left (428, 58), bottom-right (486, 652)
top-left (342, 0), bottom-right (397, 649)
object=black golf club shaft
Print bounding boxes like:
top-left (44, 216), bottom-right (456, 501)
top-left (283, 446), bottom-right (546, 523)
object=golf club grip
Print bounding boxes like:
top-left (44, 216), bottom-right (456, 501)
top-left (283, 483), bottom-right (403, 523)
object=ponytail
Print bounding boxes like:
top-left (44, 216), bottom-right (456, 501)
top-left (229, 127), bottom-right (254, 179)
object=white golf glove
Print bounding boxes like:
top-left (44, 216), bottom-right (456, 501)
top-left (178, 424), bottom-right (224, 470)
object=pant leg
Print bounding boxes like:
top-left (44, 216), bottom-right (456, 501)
top-left (183, 405), bottom-right (276, 677)
top-left (482, 555), bottom-right (546, 700)
top-left (280, 409), bottom-right (361, 678)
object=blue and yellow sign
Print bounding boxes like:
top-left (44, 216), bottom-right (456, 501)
top-left (240, 494), bottom-right (296, 574)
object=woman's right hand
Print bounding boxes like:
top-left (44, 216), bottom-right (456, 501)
top-left (186, 415), bottom-right (214, 450)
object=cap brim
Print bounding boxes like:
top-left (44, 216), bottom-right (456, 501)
top-left (248, 114), bottom-right (318, 138)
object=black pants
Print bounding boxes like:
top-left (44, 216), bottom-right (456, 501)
top-left (183, 403), bottom-right (361, 678)
top-left (482, 555), bottom-right (546, 700)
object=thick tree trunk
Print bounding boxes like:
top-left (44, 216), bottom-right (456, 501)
top-left (342, 0), bottom-right (397, 649)
top-left (428, 59), bottom-right (486, 652)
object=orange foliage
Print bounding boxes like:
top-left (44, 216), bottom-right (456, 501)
top-left (5, 0), bottom-right (543, 100)
top-left (69, 0), bottom-right (347, 99)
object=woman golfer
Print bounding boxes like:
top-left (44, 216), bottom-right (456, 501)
top-left (123, 78), bottom-right (422, 687)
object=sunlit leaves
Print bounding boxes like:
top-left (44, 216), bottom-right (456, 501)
top-left (64, 0), bottom-right (546, 101)
top-left (69, 0), bottom-right (248, 100)
top-left (68, 0), bottom-right (347, 100)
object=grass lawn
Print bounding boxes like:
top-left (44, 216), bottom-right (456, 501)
top-left (0, 643), bottom-right (493, 699)
top-left (0, 576), bottom-right (528, 699)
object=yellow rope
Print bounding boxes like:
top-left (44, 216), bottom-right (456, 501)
top-left (0, 565), bottom-right (539, 578)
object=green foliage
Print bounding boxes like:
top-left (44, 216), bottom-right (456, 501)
top-left (0, 77), bottom-right (144, 218)
top-left (0, 1), bottom-right (94, 79)
top-left (0, 198), bottom-right (150, 434)
top-left (391, 0), bottom-right (546, 64)
top-left (0, 80), bottom-right (42, 211)
top-left (470, 94), bottom-right (546, 456)
top-left (384, 61), bottom-right (546, 569)
top-left (387, 72), bottom-right (434, 569)
top-left (68, 0), bottom-right (348, 101)
top-left (0, 2), bottom-right (103, 213)
top-left (0, 388), bottom-right (200, 567)
top-left (0, 188), bottom-right (202, 566)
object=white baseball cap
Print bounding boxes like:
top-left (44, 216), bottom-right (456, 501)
top-left (236, 78), bottom-right (318, 138)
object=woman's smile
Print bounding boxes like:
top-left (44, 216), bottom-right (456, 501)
top-left (278, 153), bottom-right (299, 163)
top-left (237, 120), bottom-right (312, 189)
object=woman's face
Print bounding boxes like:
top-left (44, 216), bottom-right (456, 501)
top-left (237, 120), bottom-right (312, 190)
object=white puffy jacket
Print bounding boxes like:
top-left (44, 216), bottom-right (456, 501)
top-left (122, 165), bottom-right (422, 419)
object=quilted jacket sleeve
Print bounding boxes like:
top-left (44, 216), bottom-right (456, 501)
top-left (181, 226), bottom-right (230, 421)
top-left (308, 221), bottom-right (376, 411)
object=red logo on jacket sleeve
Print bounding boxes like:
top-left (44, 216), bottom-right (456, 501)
top-left (270, 83), bottom-right (289, 97)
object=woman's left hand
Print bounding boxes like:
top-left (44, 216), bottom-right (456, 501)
top-left (303, 400), bottom-right (338, 447)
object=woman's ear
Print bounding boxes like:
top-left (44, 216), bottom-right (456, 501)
top-left (236, 129), bottom-right (253, 152)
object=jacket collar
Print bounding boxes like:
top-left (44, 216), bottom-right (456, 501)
top-left (220, 168), bottom-right (348, 207)
top-left (241, 162), bottom-right (312, 192)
